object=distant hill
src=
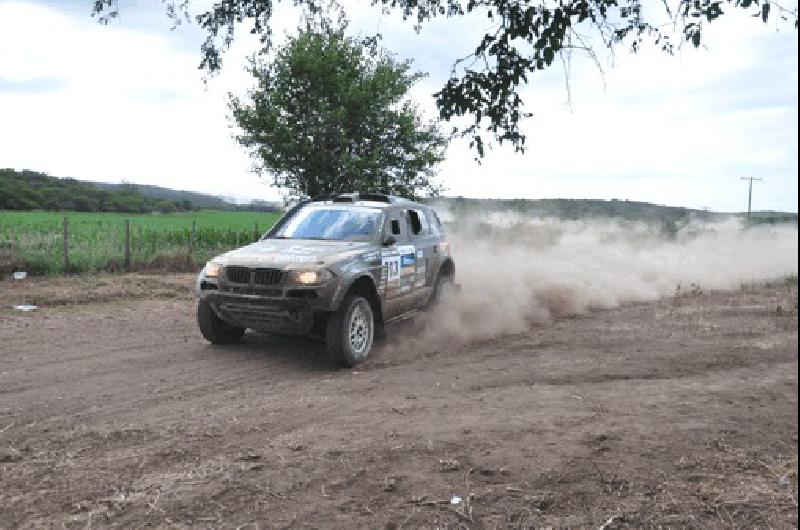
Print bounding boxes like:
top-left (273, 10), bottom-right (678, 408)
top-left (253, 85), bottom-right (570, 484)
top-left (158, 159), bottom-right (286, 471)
top-left (743, 210), bottom-right (799, 224)
top-left (429, 196), bottom-right (705, 220)
top-left (427, 197), bottom-right (797, 227)
top-left (89, 181), bottom-right (234, 210)
top-left (427, 197), bottom-right (797, 237)
top-left (0, 169), bottom-right (282, 213)
top-left (3, 170), bottom-right (794, 223)
top-left (0, 169), bottom-right (194, 213)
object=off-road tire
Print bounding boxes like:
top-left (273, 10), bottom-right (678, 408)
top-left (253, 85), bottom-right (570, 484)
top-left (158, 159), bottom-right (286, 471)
top-left (326, 294), bottom-right (374, 367)
top-left (427, 274), bottom-right (455, 308)
top-left (197, 300), bottom-right (245, 344)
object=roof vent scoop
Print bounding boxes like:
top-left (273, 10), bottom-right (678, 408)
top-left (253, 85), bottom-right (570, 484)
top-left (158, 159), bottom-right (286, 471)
top-left (357, 193), bottom-right (392, 203)
top-left (323, 193), bottom-right (394, 203)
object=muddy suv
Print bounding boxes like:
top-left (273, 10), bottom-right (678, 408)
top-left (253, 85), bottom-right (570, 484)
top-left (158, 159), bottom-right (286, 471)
top-left (195, 193), bottom-right (456, 366)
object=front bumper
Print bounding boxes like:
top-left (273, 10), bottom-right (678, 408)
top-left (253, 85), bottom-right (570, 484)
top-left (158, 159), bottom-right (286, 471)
top-left (196, 275), bottom-right (338, 335)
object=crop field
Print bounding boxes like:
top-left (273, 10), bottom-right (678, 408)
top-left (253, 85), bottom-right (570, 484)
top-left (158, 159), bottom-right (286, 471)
top-left (0, 210), bottom-right (282, 274)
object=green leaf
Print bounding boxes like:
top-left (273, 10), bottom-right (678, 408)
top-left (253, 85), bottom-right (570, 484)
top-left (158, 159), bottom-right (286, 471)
top-left (229, 18), bottom-right (447, 198)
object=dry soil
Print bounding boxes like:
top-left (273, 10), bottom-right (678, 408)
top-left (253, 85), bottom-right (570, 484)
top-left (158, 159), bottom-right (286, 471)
top-left (0, 274), bottom-right (797, 528)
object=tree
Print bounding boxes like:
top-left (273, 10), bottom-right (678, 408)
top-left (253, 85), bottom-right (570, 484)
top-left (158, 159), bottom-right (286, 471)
top-left (228, 17), bottom-right (448, 200)
top-left (155, 199), bottom-right (179, 213)
top-left (92, 0), bottom-right (797, 158)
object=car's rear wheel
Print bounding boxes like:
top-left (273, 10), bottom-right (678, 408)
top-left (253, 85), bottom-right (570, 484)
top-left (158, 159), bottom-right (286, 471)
top-left (326, 294), bottom-right (374, 367)
top-left (428, 274), bottom-right (455, 308)
top-left (197, 300), bottom-right (245, 344)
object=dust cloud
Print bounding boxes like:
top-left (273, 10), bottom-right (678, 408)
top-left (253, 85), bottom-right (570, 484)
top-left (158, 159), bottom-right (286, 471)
top-left (423, 212), bottom-right (798, 342)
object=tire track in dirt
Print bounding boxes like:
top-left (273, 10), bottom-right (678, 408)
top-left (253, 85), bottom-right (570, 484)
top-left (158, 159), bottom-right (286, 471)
top-left (0, 283), bottom-right (796, 528)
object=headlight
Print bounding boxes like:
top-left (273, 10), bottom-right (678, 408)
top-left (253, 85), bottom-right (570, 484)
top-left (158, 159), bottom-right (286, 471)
top-left (287, 268), bottom-right (333, 285)
top-left (204, 262), bottom-right (223, 278)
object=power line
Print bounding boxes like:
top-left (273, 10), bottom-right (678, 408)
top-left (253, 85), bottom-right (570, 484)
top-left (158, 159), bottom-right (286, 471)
top-left (740, 177), bottom-right (763, 223)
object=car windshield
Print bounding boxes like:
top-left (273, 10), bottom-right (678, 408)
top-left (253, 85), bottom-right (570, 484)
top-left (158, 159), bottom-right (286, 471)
top-left (273, 206), bottom-right (382, 242)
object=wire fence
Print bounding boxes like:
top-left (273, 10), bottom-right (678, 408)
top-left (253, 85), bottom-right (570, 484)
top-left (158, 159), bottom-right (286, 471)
top-left (0, 214), bottom-right (276, 275)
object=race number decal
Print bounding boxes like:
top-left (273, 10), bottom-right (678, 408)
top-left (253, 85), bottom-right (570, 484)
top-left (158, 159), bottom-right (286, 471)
top-left (383, 245), bottom-right (415, 289)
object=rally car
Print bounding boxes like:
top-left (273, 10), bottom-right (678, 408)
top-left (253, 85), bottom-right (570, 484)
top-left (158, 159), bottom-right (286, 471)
top-left (195, 193), bottom-right (456, 366)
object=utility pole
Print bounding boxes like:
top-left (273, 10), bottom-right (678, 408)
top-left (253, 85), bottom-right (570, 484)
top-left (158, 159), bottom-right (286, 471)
top-left (740, 177), bottom-right (763, 223)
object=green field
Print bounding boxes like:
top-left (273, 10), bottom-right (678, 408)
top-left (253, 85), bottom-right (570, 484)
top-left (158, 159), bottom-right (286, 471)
top-left (0, 210), bottom-right (282, 274)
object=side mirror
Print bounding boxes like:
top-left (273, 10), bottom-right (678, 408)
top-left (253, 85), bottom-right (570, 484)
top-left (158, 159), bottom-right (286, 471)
top-left (383, 235), bottom-right (396, 247)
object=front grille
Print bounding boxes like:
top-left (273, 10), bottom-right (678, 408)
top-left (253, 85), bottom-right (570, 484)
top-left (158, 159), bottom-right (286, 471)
top-left (226, 266), bottom-right (250, 284)
top-left (225, 266), bottom-right (284, 285)
top-left (254, 268), bottom-right (284, 286)
top-left (221, 285), bottom-right (282, 297)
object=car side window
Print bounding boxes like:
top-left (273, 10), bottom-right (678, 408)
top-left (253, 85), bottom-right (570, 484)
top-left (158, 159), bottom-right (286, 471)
top-left (407, 209), bottom-right (429, 237)
top-left (386, 209), bottom-right (408, 242)
top-left (425, 210), bottom-right (441, 236)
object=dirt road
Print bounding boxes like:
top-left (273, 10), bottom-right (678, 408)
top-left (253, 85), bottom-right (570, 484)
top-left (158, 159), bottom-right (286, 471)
top-left (1, 275), bottom-right (797, 528)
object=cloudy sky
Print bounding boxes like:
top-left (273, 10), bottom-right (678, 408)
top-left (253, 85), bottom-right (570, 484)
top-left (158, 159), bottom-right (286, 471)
top-left (0, 0), bottom-right (797, 211)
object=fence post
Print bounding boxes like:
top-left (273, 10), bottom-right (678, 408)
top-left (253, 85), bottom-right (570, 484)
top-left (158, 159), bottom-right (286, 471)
top-left (137, 226), bottom-right (142, 262)
top-left (124, 220), bottom-right (131, 270)
top-left (187, 220), bottom-right (196, 270)
top-left (63, 217), bottom-right (69, 274)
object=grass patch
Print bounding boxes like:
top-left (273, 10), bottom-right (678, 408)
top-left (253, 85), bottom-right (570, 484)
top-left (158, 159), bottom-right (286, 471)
top-left (0, 210), bottom-right (281, 275)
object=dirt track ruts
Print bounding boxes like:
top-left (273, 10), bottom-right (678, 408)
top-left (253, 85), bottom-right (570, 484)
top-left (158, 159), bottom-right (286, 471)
top-left (0, 275), bottom-right (797, 528)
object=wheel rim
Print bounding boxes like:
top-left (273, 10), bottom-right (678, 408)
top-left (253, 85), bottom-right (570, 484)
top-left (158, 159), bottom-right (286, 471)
top-left (349, 303), bottom-right (371, 357)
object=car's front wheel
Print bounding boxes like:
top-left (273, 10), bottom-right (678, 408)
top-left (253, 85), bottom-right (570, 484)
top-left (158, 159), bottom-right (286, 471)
top-left (326, 294), bottom-right (374, 367)
top-left (197, 300), bottom-right (245, 344)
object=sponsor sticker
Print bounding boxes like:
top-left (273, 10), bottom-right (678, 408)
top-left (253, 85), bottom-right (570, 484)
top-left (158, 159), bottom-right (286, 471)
top-left (287, 245), bottom-right (316, 253)
top-left (362, 250), bottom-right (380, 263)
top-left (278, 254), bottom-right (319, 262)
top-left (397, 244), bottom-right (415, 254)
top-left (397, 244), bottom-right (415, 269)
top-left (382, 255), bottom-right (401, 282)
